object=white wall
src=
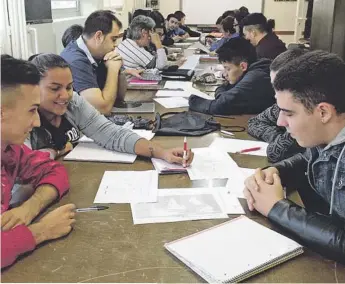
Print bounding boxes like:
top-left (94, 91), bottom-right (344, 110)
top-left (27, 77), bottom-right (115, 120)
top-left (159, 0), bottom-right (180, 18)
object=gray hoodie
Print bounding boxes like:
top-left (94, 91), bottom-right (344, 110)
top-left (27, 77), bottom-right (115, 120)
top-left (26, 93), bottom-right (142, 157)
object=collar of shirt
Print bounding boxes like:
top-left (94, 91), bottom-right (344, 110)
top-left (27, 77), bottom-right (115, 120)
top-left (76, 36), bottom-right (98, 67)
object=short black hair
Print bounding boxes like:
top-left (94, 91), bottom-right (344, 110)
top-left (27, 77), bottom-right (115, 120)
top-left (132, 9), bottom-right (150, 20)
top-left (29, 53), bottom-right (70, 78)
top-left (239, 6), bottom-right (249, 16)
top-left (216, 16), bottom-right (223, 25)
top-left (174, 11), bottom-right (186, 20)
top-left (83, 10), bottom-right (122, 38)
top-left (222, 10), bottom-right (236, 19)
top-left (1, 54), bottom-right (40, 89)
top-left (167, 13), bottom-right (178, 21)
top-left (62, 24), bottom-right (83, 48)
top-left (217, 37), bottom-right (257, 65)
top-left (271, 48), bottom-right (308, 72)
top-left (221, 16), bottom-right (236, 34)
top-left (242, 13), bottom-right (274, 33)
top-left (273, 50), bottom-right (345, 114)
top-left (148, 10), bottom-right (165, 29)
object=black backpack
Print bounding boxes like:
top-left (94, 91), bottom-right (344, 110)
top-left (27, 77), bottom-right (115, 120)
top-left (152, 111), bottom-right (221, 136)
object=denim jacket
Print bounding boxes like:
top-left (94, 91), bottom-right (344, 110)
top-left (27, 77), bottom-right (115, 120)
top-left (267, 126), bottom-right (345, 263)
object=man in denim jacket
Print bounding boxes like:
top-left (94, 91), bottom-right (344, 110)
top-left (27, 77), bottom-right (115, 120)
top-left (244, 50), bottom-right (345, 263)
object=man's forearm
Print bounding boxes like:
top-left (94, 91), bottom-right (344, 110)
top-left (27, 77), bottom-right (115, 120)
top-left (134, 139), bottom-right (166, 160)
top-left (21, 185), bottom-right (59, 218)
top-left (102, 67), bottom-right (120, 111)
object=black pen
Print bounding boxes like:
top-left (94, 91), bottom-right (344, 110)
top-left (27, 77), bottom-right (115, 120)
top-left (75, 205), bottom-right (109, 212)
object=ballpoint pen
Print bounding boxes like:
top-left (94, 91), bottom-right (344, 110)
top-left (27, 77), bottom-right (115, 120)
top-left (75, 205), bottom-right (109, 213)
top-left (236, 147), bottom-right (261, 154)
top-left (183, 136), bottom-right (188, 168)
top-left (220, 130), bottom-right (235, 137)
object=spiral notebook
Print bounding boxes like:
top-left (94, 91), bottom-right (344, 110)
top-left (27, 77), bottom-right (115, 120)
top-left (165, 216), bottom-right (303, 283)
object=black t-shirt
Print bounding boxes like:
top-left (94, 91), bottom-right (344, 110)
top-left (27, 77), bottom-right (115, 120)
top-left (40, 114), bottom-right (80, 150)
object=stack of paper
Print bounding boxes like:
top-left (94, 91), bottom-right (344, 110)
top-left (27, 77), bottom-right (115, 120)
top-left (79, 130), bottom-right (155, 143)
top-left (210, 138), bottom-right (268, 156)
top-left (151, 158), bottom-right (187, 174)
top-left (64, 143), bottom-right (137, 163)
top-left (163, 81), bottom-right (213, 101)
top-left (155, 90), bottom-right (191, 98)
top-left (154, 97), bottom-right (189, 108)
top-left (179, 55), bottom-right (201, 70)
top-left (94, 170), bottom-right (158, 203)
top-left (186, 148), bottom-right (243, 180)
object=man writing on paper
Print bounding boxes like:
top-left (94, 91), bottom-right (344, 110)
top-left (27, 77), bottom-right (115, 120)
top-left (189, 37), bottom-right (275, 115)
top-left (244, 51), bottom-right (345, 263)
top-left (1, 55), bottom-right (76, 268)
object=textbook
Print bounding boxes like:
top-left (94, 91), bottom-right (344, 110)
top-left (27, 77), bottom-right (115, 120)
top-left (165, 216), bottom-right (303, 283)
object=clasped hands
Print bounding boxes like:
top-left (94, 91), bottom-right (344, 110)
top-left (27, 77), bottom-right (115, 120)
top-left (243, 167), bottom-right (285, 217)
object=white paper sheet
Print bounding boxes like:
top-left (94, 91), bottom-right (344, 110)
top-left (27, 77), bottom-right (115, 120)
top-left (217, 187), bottom-right (245, 214)
top-left (226, 168), bottom-right (256, 199)
top-left (174, 42), bottom-right (194, 47)
top-left (188, 42), bottom-right (210, 54)
top-left (179, 55), bottom-right (201, 70)
top-left (210, 138), bottom-right (269, 156)
top-left (131, 187), bottom-right (229, 224)
top-left (155, 90), bottom-right (191, 98)
top-left (163, 81), bottom-right (213, 100)
top-left (187, 148), bottom-right (242, 180)
top-left (154, 97), bottom-right (189, 108)
top-left (64, 143), bottom-right (136, 163)
top-left (78, 130), bottom-right (155, 143)
top-left (151, 158), bottom-right (187, 174)
top-left (94, 170), bottom-right (158, 203)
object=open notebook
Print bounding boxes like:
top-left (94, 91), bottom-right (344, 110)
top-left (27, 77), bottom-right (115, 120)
top-left (165, 216), bottom-right (303, 283)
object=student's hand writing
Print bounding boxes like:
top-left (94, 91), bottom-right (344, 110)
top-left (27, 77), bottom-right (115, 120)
top-left (29, 204), bottom-right (76, 245)
top-left (247, 172), bottom-right (285, 217)
top-left (125, 69), bottom-right (144, 79)
top-left (162, 148), bottom-right (194, 167)
top-left (173, 35), bottom-right (182, 42)
top-left (243, 167), bottom-right (279, 211)
top-left (1, 202), bottom-right (39, 231)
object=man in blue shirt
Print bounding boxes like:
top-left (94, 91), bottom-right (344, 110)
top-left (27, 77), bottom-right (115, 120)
top-left (61, 10), bottom-right (132, 114)
top-left (165, 13), bottom-right (189, 42)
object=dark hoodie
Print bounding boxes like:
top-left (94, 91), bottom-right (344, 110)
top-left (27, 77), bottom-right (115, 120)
top-left (256, 32), bottom-right (287, 60)
top-left (188, 58), bottom-right (275, 115)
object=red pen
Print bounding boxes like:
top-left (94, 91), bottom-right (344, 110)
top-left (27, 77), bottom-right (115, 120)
top-left (237, 146), bottom-right (261, 154)
top-left (183, 137), bottom-right (188, 167)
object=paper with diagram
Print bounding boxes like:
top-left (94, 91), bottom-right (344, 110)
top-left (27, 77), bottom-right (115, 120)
top-left (94, 170), bottom-right (158, 203)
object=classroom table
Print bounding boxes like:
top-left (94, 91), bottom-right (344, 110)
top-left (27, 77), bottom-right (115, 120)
top-left (2, 52), bottom-right (345, 283)
top-left (2, 96), bottom-right (345, 282)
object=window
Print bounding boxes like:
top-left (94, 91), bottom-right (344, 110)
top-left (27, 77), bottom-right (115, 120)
top-left (103, 0), bottom-right (124, 9)
top-left (51, 0), bottom-right (78, 10)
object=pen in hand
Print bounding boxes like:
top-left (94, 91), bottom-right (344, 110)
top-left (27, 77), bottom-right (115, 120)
top-left (75, 205), bottom-right (109, 213)
top-left (183, 136), bottom-right (188, 168)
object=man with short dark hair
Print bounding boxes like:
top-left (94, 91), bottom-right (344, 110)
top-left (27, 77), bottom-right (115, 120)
top-left (244, 50), bottom-right (345, 263)
top-left (165, 13), bottom-right (189, 42)
top-left (247, 48), bottom-right (307, 162)
top-left (1, 55), bottom-right (75, 268)
top-left (189, 37), bottom-right (275, 115)
top-left (60, 10), bottom-right (128, 114)
top-left (174, 10), bottom-right (200, 37)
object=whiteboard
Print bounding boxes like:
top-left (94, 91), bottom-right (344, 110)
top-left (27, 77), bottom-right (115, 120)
top-left (182, 0), bottom-right (264, 25)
